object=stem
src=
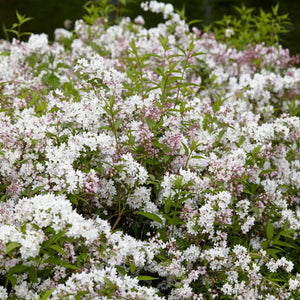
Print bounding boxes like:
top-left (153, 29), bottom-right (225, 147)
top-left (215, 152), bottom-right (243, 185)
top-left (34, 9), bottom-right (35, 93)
top-left (112, 205), bottom-right (126, 231)
top-left (18, 23), bottom-right (21, 40)
top-left (175, 51), bottom-right (191, 106)
top-left (184, 152), bottom-right (191, 169)
top-left (109, 103), bottom-right (118, 146)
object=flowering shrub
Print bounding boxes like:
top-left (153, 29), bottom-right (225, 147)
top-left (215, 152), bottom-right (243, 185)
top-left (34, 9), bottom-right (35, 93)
top-left (0, 1), bottom-right (300, 299)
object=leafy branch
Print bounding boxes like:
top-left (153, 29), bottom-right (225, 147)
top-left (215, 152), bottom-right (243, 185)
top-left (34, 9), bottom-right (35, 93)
top-left (3, 11), bottom-right (33, 40)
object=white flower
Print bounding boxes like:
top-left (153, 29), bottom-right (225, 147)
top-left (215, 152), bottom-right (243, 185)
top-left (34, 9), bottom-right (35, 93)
top-left (221, 282), bottom-right (233, 295)
top-left (118, 153), bottom-right (148, 187)
top-left (289, 277), bottom-right (300, 291)
top-left (54, 28), bottom-right (73, 41)
top-left (266, 260), bottom-right (278, 272)
top-left (52, 267), bottom-right (163, 299)
top-left (249, 237), bottom-right (262, 251)
top-left (172, 283), bottom-right (193, 298)
top-left (127, 186), bottom-right (151, 209)
top-left (134, 15), bottom-right (145, 25)
top-left (27, 33), bottom-right (49, 54)
top-left (232, 245), bottom-right (251, 270)
top-left (254, 123), bottom-right (275, 143)
top-left (183, 244), bottom-right (200, 263)
top-left (19, 229), bottom-right (44, 259)
top-left (0, 286), bottom-right (8, 299)
top-left (225, 28), bottom-right (234, 38)
top-left (241, 216), bottom-right (255, 233)
top-left (265, 294), bottom-right (278, 300)
top-left (277, 257), bottom-right (294, 272)
top-left (226, 270), bottom-right (239, 283)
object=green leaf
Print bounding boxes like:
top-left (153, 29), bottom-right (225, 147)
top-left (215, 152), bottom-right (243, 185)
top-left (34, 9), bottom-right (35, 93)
top-left (218, 129), bottom-right (226, 140)
top-left (191, 155), bottom-right (205, 159)
top-left (20, 32), bottom-right (33, 37)
top-left (112, 108), bottom-right (122, 117)
top-left (44, 257), bottom-right (61, 265)
top-left (163, 155), bottom-right (171, 163)
top-left (260, 169), bottom-right (276, 176)
top-left (9, 264), bottom-right (28, 274)
top-left (5, 242), bottom-right (21, 255)
top-left (137, 275), bottom-right (159, 281)
top-left (56, 62), bottom-right (70, 70)
top-left (266, 248), bottom-right (281, 259)
top-left (114, 119), bottom-right (122, 131)
top-left (165, 215), bottom-right (184, 226)
top-left (238, 136), bottom-right (245, 146)
top-left (79, 252), bottom-right (88, 262)
top-left (42, 73), bottom-right (60, 90)
top-left (69, 194), bottom-right (78, 205)
top-left (253, 145), bottom-right (263, 154)
top-left (39, 288), bottom-right (56, 300)
top-left (20, 223), bottom-right (27, 234)
top-left (157, 228), bottom-right (167, 242)
top-left (28, 266), bottom-right (38, 283)
top-left (153, 141), bottom-right (164, 149)
top-left (243, 188), bottom-right (254, 195)
top-left (49, 244), bottom-right (67, 255)
top-left (130, 263), bottom-right (136, 274)
top-left (0, 194), bottom-right (6, 202)
top-left (101, 106), bottom-right (111, 115)
top-left (190, 138), bottom-right (200, 152)
top-left (61, 121), bottom-right (73, 129)
top-left (148, 174), bottom-right (156, 181)
top-left (280, 230), bottom-right (294, 239)
top-left (252, 206), bottom-right (260, 217)
top-left (138, 211), bottom-right (163, 225)
top-left (37, 63), bottom-right (49, 71)
top-left (164, 197), bottom-right (172, 214)
top-left (32, 185), bottom-right (44, 194)
top-left (104, 277), bottom-right (114, 286)
top-left (5, 29), bottom-right (18, 35)
top-left (41, 230), bottom-right (66, 250)
top-left (16, 11), bottom-right (22, 22)
top-left (261, 240), bottom-right (269, 249)
top-left (62, 262), bottom-right (79, 270)
top-left (7, 275), bottom-right (17, 287)
top-left (115, 265), bottom-right (126, 276)
top-left (44, 257), bottom-right (79, 270)
top-left (273, 240), bottom-right (295, 248)
top-left (167, 76), bottom-right (183, 85)
top-left (266, 221), bottom-right (274, 240)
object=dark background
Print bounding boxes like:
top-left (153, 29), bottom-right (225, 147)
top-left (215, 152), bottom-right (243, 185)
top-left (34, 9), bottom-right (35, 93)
top-left (0, 0), bottom-right (299, 54)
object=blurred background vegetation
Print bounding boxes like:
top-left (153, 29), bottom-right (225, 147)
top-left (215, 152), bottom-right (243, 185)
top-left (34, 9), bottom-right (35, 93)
top-left (0, 0), bottom-right (299, 54)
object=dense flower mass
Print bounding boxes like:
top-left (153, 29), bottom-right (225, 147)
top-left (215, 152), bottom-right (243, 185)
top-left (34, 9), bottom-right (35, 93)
top-left (0, 1), bottom-right (299, 299)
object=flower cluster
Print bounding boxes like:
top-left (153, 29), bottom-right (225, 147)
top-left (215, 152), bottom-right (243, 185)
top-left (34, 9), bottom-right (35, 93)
top-left (0, 1), bottom-right (299, 299)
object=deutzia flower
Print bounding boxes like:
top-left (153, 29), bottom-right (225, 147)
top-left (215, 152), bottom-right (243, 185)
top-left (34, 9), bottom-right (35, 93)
top-left (225, 28), bottom-right (234, 38)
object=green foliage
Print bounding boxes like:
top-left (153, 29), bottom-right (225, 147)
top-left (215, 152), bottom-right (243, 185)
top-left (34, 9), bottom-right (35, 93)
top-left (175, 3), bottom-right (202, 27)
top-left (83, 0), bottom-right (116, 25)
top-left (83, 0), bottom-right (134, 26)
top-left (139, 211), bottom-right (163, 225)
top-left (137, 275), bottom-right (159, 281)
top-left (211, 3), bottom-right (291, 50)
top-left (3, 11), bottom-right (33, 40)
top-left (37, 289), bottom-right (56, 300)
